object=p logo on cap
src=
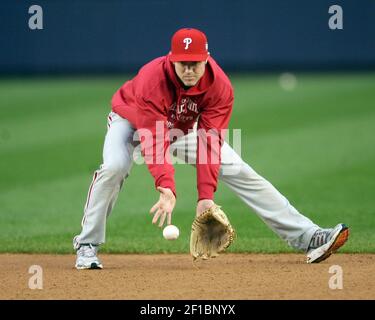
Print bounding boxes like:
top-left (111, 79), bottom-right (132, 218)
top-left (183, 37), bottom-right (192, 49)
top-left (170, 28), bottom-right (209, 62)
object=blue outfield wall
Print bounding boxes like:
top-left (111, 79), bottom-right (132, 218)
top-left (1, 0), bottom-right (375, 74)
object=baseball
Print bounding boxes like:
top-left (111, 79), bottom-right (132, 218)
top-left (163, 225), bottom-right (179, 240)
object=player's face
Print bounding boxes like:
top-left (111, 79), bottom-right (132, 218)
top-left (174, 61), bottom-right (206, 87)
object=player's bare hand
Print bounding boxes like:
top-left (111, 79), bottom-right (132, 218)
top-left (196, 199), bottom-right (215, 216)
top-left (150, 187), bottom-right (176, 227)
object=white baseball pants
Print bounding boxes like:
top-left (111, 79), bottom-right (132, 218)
top-left (76, 111), bottom-right (319, 251)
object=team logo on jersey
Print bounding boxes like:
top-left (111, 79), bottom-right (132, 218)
top-left (176, 98), bottom-right (198, 116)
top-left (183, 38), bottom-right (192, 49)
top-left (167, 98), bottom-right (199, 125)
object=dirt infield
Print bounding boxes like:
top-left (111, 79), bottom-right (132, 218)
top-left (1, 254), bottom-right (374, 300)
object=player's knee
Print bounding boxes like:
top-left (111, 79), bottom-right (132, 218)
top-left (221, 162), bottom-right (270, 190)
top-left (239, 163), bottom-right (258, 179)
top-left (220, 162), bottom-right (255, 179)
top-left (102, 161), bottom-right (131, 179)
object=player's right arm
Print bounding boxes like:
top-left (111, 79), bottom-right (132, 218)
top-left (114, 57), bottom-right (176, 226)
top-left (135, 96), bottom-right (176, 227)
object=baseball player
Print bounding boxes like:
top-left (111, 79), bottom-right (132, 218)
top-left (73, 28), bottom-right (349, 269)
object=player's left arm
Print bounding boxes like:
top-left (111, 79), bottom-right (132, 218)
top-left (196, 92), bottom-right (234, 212)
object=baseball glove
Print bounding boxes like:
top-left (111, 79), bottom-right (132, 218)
top-left (190, 204), bottom-right (235, 260)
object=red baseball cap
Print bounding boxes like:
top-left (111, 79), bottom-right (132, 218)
top-left (169, 28), bottom-right (209, 62)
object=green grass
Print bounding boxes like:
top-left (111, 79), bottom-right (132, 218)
top-left (1, 73), bottom-right (375, 253)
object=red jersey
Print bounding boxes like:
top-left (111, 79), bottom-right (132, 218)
top-left (111, 55), bottom-right (234, 200)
